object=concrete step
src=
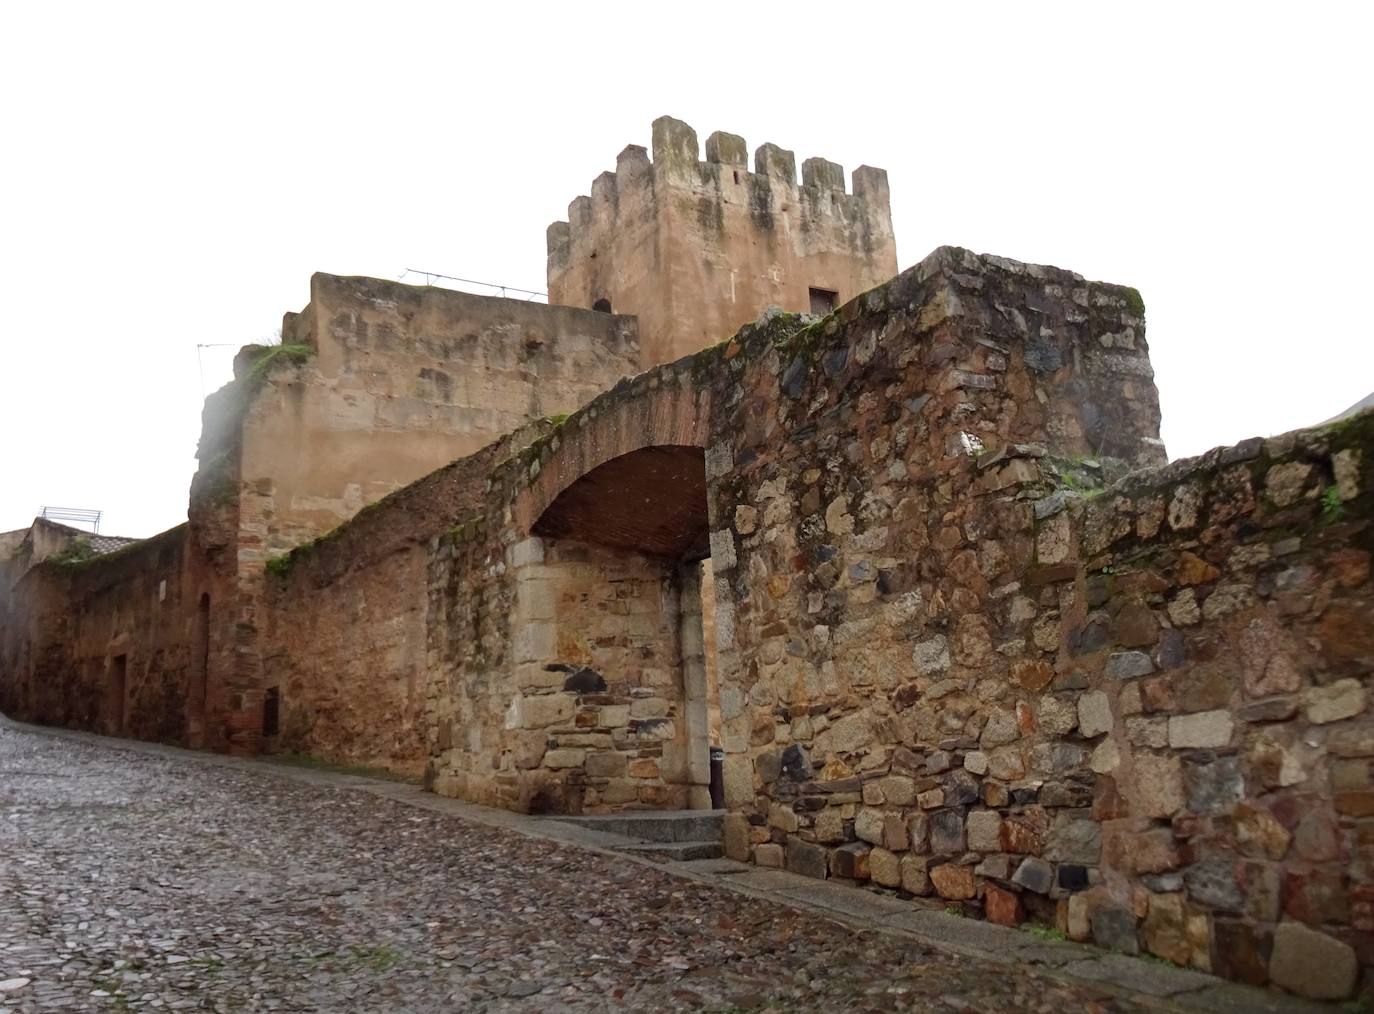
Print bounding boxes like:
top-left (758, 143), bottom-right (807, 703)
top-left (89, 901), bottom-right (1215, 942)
top-left (551, 809), bottom-right (725, 844)
top-left (616, 840), bottom-right (724, 863)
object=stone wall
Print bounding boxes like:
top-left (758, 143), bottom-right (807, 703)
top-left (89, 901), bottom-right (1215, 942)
top-left (184, 275), bottom-right (642, 755)
top-left (461, 243), bottom-right (1365, 998)
top-left (547, 116), bottom-right (898, 369)
top-left (496, 537), bottom-right (692, 812)
top-left (1, 274), bottom-right (642, 760)
top-left (0, 526), bottom-right (204, 744)
top-left (713, 404), bottom-right (1371, 998)
top-left (257, 428), bottom-right (534, 776)
top-left (421, 246), bottom-right (1166, 816)
top-left (423, 374), bottom-right (716, 812)
top-left (7, 239), bottom-right (1370, 999)
top-left (664, 248), bottom-right (1368, 1000)
top-left (244, 273), bottom-right (641, 562)
top-left (1046, 418), bottom-right (1372, 995)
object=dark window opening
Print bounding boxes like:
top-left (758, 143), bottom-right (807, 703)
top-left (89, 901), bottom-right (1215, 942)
top-left (592, 297), bottom-right (612, 313)
top-left (262, 686), bottom-right (280, 737)
top-left (809, 287), bottom-right (838, 316)
top-left (732, 170), bottom-right (740, 184)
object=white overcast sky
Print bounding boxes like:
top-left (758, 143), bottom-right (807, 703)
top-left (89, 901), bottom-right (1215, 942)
top-left (2, 2), bottom-right (1370, 538)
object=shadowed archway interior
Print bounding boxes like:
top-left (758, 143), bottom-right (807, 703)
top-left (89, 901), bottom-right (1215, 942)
top-left (531, 445), bottom-right (709, 560)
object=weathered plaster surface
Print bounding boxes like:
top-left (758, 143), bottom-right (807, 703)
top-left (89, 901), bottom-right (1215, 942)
top-left (548, 116), bottom-right (898, 369)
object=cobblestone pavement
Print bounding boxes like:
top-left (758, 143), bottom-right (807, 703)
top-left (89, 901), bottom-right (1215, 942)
top-left (1, 725), bottom-right (1173, 1012)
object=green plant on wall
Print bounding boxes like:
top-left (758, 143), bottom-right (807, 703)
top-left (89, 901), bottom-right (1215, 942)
top-left (1321, 484), bottom-right (1346, 524)
top-left (246, 343), bottom-right (314, 382)
top-left (49, 537), bottom-right (97, 564)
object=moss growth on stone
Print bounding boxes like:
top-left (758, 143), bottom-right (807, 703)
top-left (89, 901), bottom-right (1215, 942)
top-left (263, 527), bottom-right (343, 579)
top-left (1044, 455), bottom-right (1119, 497)
top-left (43, 528), bottom-right (177, 573)
top-left (448, 513), bottom-right (486, 543)
top-left (688, 338), bottom-right (730, 382)
top-left (778, 313), bottom-right (834, 361)
top-left (757, 311), bottom-right (810, 351)
top-left (48, 538), bottom-right (97, 565)
top-left (246, 343), bottom-right (315, 382)
top-left (1321, 405), bottom-right (1374, 449)
top-left (273, 753), bottom-right (421, 785)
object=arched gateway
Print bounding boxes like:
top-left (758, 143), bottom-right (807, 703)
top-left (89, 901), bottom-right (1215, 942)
top-left (498, 376), bottom-right (724, 813)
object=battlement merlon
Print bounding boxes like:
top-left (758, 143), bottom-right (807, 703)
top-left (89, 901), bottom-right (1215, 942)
top-left (546, 115), bottom-right (894, 253)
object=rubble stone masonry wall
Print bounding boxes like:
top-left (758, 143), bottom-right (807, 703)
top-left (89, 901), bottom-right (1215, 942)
top-left (689, 250), bottom-right (1370, 998)
top-left (424, 246), bottom-right (1165, 813)
top-left (0, 526), bottom-right (204, 744)
top-left (423, 244), bottom-right (1370, 996)
top-left (258, 426), bottom-right (544, 776)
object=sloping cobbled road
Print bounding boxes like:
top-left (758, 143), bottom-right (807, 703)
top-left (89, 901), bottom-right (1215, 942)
top-left (0, 725), bottom-right (1156, 1013)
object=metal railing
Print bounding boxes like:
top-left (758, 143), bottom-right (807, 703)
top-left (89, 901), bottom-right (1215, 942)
top-left (398, 268), bottom-right (547, 302)
top-left (39, 506), bottom-right (102, 533)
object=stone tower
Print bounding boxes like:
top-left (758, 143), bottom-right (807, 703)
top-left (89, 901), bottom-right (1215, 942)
top-left (547, 116), bottom-right (898, 369)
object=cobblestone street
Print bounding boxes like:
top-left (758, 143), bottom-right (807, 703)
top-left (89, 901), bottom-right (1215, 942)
top-left (0, 724), bottom-right (1272, 1012)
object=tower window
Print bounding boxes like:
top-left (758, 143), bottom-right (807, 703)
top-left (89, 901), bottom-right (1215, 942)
top-left (809, 287), bottom-right (838, 315)
top-left (592, 297), bottom-right (613, 313)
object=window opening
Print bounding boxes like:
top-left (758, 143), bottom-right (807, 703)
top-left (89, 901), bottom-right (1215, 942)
top-left (809, 287), bottom-right (838, 316)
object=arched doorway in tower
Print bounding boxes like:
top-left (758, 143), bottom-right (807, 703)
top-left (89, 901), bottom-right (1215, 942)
top-left (513, 444), bottom-right (722, 813)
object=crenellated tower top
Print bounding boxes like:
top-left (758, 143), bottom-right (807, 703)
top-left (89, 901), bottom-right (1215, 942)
top-left (547, 116), bottom-right (897, 369)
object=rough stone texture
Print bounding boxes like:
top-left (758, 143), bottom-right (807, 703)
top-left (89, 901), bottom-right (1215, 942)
top-left (1078, 691), bottom-right (1113, 738)
top-left (1092, 905), bottom-right (1140, 955)
top-left (966, 810), bottom-right (1002, 852)
top-left (1267, 920), bottom-right (1358, 1000)
top-left (984, 882), bottom-right (1023, 927)
top-left (930, 863), bottom-right (976, 900)
top-left (0, 723), bottom-right (1179, 1013)
top-left (1303, 678), bottom-right (1367, 724)
top-left (1168, 710), bottom-right (1235, 749)
top-left (1012, 857), bottom-right (1054, 894)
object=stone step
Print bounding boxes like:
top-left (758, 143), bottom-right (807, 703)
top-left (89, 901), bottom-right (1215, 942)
top-left (616, 840), bottom-right (724, 862)
top-left (551, 809), bottom-right (725, 844)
